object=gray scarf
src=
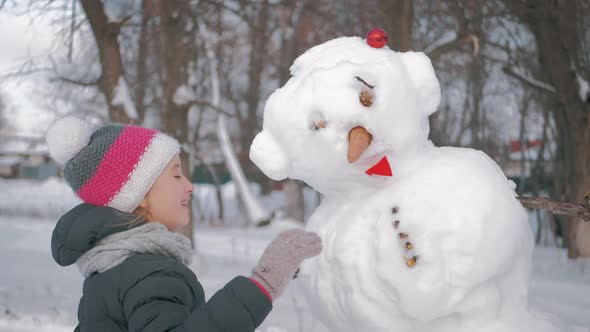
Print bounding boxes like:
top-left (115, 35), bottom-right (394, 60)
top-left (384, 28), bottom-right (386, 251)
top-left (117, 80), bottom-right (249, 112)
top-left (76, 222), bottom-right (193, 277)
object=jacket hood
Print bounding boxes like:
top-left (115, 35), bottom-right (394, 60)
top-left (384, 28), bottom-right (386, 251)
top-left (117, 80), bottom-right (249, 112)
top-left (51, 203), bottom-right (145, 266)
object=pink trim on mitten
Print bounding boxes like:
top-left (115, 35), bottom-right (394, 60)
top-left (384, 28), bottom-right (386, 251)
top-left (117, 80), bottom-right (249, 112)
top-left (249, 277), bottom-right (272, 302)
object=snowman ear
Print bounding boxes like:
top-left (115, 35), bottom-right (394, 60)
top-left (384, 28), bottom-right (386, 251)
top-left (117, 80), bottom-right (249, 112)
top-left (249, 130), bottom-right (290, 181)
top-left (399, 52), bottom-right (441, 116)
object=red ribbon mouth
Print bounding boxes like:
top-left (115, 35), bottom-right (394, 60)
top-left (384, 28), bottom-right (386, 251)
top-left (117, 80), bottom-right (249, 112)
top-left (365, 156), bottom-right (392, 177)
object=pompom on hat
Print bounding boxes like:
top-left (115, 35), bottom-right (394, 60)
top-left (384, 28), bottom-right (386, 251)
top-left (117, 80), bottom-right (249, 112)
top-left (46, 116), bottom-right (180, 213)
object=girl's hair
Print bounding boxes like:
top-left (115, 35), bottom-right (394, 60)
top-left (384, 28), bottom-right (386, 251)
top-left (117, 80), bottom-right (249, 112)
top-left (111, 201), bottom-right (152, 228)
top-left (130, 204), bottom-right (152, 226)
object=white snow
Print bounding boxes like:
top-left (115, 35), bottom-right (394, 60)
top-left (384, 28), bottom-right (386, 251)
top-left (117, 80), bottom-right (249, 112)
top-left (0, 178), bottom-right (80, 218)
top-left (0, 179), bottom-right (326, 332)
top-left (576, 73), bottom-right (589, 102)
top-left (0, 208), bottom-right (589, 331)
top-left (250, 36), bottom-right (582, 331)
top-left (102, 0), bottom-right (135, 24)
top-left (173, 84), bottom-right (196, 106)
top-left (0, 180), bottom-right (589, 331)
top-left (112, 76), bottom-right (139, 120)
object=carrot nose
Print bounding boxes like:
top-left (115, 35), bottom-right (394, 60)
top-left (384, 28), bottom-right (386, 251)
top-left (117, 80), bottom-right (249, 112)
top-left (347, 126), bottom-right (372, 163)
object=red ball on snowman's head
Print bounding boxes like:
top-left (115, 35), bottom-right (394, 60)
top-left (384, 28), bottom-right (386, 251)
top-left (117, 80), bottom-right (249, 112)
top-left (366, 28), bottom-right (388, 48)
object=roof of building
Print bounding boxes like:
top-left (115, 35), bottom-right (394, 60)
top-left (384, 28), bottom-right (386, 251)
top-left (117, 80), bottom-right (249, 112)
top-left (0, 136), bottom-right (48, 156)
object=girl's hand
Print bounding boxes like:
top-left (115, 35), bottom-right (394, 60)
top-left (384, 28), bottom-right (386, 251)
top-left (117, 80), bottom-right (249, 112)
top-left (250, 229), bottom-right (322, 300)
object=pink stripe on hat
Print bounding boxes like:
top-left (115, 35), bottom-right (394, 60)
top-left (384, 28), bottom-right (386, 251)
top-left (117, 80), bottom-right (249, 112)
top-left (77, 126), bottom-right (157, 206)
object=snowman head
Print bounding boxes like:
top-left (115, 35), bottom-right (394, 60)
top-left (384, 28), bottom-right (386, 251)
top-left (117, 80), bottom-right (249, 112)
top-left (250, 36), bottom-right (441, 195)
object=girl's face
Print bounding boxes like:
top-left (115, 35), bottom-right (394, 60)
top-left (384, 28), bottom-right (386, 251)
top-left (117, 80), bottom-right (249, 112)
top-left (138, 154), bottom-right (194, 231)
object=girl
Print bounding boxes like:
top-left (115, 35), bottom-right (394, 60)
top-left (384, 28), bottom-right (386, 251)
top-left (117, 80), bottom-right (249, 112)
top-left (47, 117), bottom-right (322, 332)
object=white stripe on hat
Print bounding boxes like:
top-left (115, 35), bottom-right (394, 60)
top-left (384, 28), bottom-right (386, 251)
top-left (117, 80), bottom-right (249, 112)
top-left (108, 133), bottom-right (180, 213)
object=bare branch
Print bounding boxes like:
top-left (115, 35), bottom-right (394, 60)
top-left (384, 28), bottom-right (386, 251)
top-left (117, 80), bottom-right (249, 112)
top-left (503, 66), bottom-right (557, 94)
top-left (68, 0), bottom-right (76, 62)
top-left (51, 76), bottom-right (99, 87)
top-left (0, 67), bottom-right (52, 83)
top-left (185, 99), bottom-right (235, 118)
top-left (448, 0), bottom-right (467, 33)
top-left (199, 0), bottom-right (255, 26)
top-left (518, 196), bottom-right (590, 222)
top-left (80, 0), bottom-right (130, 123)
top-left (426, 34), bottom-right (479, 62)
top-left (119, 15), bottom-right (133, 27)
top-left (423, 1), bottom-right (484, 61)
top-left (470, 34), bottom-right (480, 56)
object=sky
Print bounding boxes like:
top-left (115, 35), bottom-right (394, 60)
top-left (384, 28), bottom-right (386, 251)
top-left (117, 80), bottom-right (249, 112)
top-left (0, 9), bottom-right (56, 137)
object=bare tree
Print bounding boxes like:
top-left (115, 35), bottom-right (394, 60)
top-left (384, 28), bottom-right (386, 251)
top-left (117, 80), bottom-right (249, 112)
top-left (503, 0), bottom-right (590, 258)
top-left (14, 0), bottom-right (588, 244)
top-left (80, 0), bottom-right (136, 123)
top-left (133, 0), bottom-right (152, 122)
top-left (150, 0), bottom-right (199, 239)
top-left (71, 0), bottom-right (200, 241)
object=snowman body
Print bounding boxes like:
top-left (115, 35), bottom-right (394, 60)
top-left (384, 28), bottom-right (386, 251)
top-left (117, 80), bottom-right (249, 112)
top-left (250, 36), bottom-right (561, 332)
top-left (301, 146), bottom-right (537, 332)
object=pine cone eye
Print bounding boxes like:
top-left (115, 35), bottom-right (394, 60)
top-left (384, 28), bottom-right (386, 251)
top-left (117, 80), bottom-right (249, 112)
top-left (359, 90), bottom-right (373, 107)
top-left (354, 76), bottom-right (375, 108)
top-left (309, 111), bottom-right (327, 131)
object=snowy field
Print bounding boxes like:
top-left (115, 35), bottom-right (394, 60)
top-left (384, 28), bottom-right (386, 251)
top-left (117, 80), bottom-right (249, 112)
top-left (0, 178), bottom-right (589, 332)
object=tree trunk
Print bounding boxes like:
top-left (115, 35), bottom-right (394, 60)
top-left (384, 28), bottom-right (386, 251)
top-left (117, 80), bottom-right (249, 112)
top-left (284, 180), bottom-right (305, 222)
top-left (80, 0), bottom-right (131, 123)
top-left (504, 0), bottom-right (590, 258)
top-left (155, 0), bottom-right (194, 242)
top-left (573, 135), bottom-right (590, 256)
top-left (135, 0), bottom-right (151, 123)
top-left (467, 55), bottom-right (484, 150)
top-left (378, 0), bottom-right (413, 51)
top-left (242, 0), bottom-right (270, 165)
top-left (278, 2), bottom-right (307, 223)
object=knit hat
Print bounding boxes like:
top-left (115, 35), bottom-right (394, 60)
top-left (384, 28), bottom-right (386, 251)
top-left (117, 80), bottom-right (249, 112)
top-left (46, 116), bottom-right (180, 213)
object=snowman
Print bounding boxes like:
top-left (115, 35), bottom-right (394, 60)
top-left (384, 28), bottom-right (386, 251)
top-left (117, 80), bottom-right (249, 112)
top-left (250, 30), bottom-right (562, 332)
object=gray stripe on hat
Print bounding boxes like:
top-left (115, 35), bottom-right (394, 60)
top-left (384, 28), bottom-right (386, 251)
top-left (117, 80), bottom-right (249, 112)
top-left (64, 124), bottom-right (125, 191)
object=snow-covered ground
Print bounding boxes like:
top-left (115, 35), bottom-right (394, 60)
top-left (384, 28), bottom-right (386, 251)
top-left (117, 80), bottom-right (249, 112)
top-left (0, 178), bottom-right (589, 331)
top-left (0, 215), bottom-right (329, 332)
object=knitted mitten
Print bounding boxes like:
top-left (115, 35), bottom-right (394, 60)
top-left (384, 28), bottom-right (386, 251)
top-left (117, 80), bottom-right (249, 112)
top-left (251, 229), bottom-right (322, 300)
